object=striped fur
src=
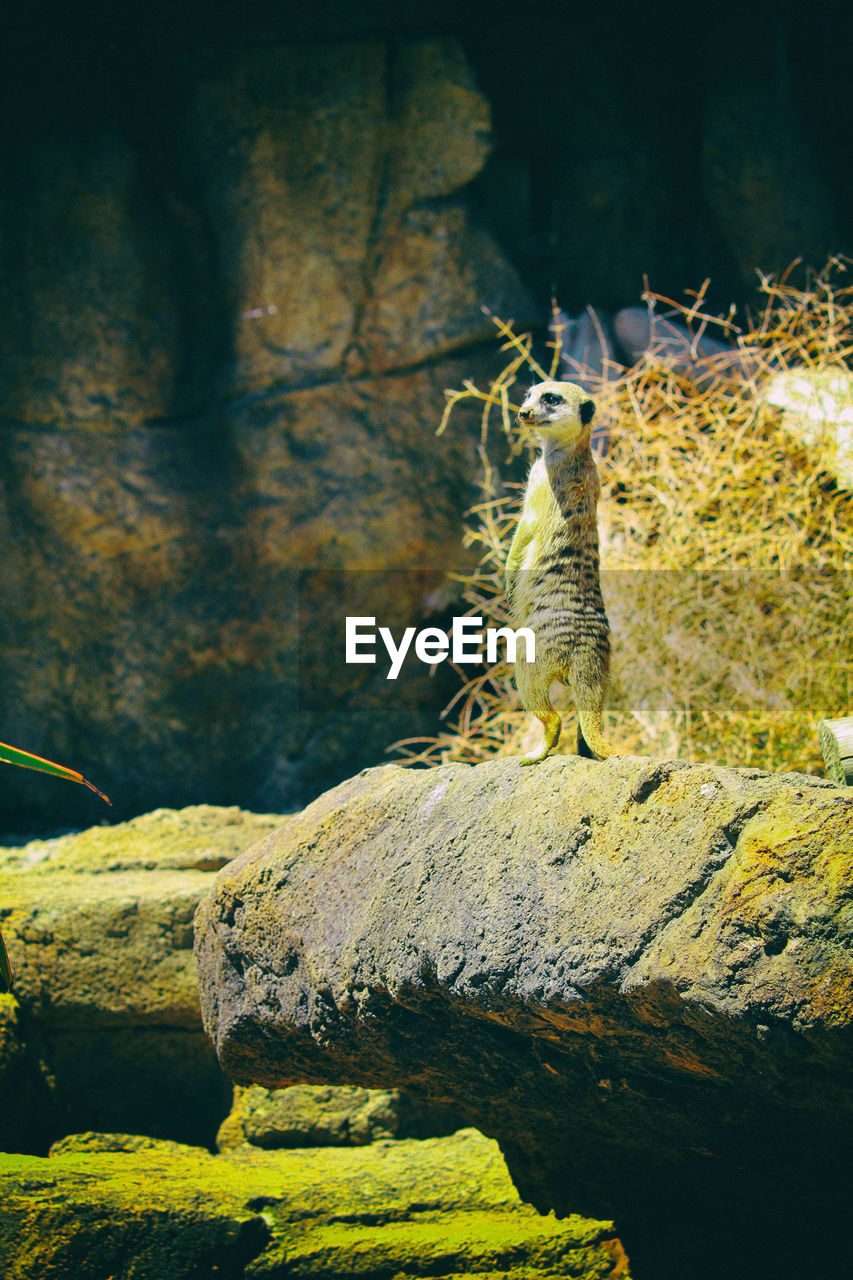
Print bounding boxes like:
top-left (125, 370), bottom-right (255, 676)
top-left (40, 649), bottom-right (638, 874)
top-left (506, 380), bottom-right (616, 763)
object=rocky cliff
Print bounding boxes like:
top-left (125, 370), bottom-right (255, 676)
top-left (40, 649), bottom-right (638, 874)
top-left (195, 754), bottom-right (853, 1280)
top-left (0, 24), bottom-right (531, 830)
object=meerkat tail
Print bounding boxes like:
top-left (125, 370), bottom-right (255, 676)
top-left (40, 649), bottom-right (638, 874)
top-left (576, 717), bottom-right (617, 760)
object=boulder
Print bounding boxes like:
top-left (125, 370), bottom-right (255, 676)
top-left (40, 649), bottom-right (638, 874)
top-left (48, 1132), bottom-right (207, 1157)
top-left (0, 1129), bottom-right (630, 1279)
top-left (0, 805), bottom-right (284, 1149)
top-left (195, 755), bottom-right (853, 1280)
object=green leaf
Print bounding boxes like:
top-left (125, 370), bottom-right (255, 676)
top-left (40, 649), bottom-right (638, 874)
top-left (0, 925), bottom-right (12, 993)
top-left (0, 740), bottom-right (110, 805)
top-left (0, 743), bottom-right (110, 993)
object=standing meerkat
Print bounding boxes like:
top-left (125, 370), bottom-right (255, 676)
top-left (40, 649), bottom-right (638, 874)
top-left (505, 380), bottom-right (617, 764)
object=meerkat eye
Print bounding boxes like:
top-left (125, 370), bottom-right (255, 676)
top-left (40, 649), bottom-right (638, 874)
top-left (540, 392), bottom-right (564, 407)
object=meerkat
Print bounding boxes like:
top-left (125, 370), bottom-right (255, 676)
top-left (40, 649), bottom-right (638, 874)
top-left (505, 380), bottom-right (617, 764)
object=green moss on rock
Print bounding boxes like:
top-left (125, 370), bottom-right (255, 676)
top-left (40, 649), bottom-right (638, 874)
top-left (0, 804), bottom-right (285, 876)
top-left (0, 1129), bottom-right (630, 1279)
top-left (0, 805), bottom-right (287, 1150)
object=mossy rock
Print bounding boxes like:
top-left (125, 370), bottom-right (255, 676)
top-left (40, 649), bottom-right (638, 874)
top-left (0, 805), bottom-right (284, 876)
top-left (0, 806), bottom-right (285, 1150)
top-left (0, 1129), bottom-right (630, 1279)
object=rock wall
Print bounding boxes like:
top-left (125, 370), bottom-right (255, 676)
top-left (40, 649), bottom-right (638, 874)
top-left (0, 26), bottom-right (530, 830)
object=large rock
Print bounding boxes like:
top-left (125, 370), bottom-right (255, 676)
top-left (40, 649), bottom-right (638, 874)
top-left (0, 805), bottom-right (284, 1149)
top-left (0, 31), bottom-right (532, 832)
top-left (0, 1129), bottom-right (630, 1279)
top-left (195, 755), bottom-right (853, 1280)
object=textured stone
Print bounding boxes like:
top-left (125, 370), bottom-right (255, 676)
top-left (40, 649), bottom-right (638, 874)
top-left (0, 31), bottom-right (532, 833)
top-left (0, 353), bottom-right (504, 829)
top-left (0, 806), bottom-right (284, 1148)
top-left (0, 124), bottom-right (188, 428)
top-left (48, 1132), bottom-right (207, 1157)
top-left (0, 37), bottom-right (505, 422)
top-left (195, 755), bottom-right (853, 1279)
top-left (0, 1130), bottom-right (630, 1279)
top-left (216, 1082), bottom-right (459, 1151)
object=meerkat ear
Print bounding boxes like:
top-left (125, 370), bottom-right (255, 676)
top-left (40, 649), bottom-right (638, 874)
top-left (580, 398), bottom-right (595, 425)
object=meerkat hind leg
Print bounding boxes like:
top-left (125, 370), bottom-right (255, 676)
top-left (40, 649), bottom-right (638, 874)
top-left (516, 663), bottom-right (562, 764)
top-left (567, 655), bottom-right (618, 761)
top-left (521, 708), bottom-right (562, 764)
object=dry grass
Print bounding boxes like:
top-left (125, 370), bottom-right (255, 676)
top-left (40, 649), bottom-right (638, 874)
top-left (392, 259), bottom-right (853, 775)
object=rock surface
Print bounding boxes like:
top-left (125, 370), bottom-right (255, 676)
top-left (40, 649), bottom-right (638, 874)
top-left (0, 1129), bottom-right (630, 1279)
top-left (0, 805), bottom-right (284, 1149)
top-left (196, 755), bottom-right (853, 1279)
top-left (0, 29), bottom-right (531, 832)
top-left (217, 1082), bottom-right (459, 1152)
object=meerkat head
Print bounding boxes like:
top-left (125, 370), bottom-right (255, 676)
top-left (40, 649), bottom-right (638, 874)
top-left (517, 381), bottom-right (595, 446)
